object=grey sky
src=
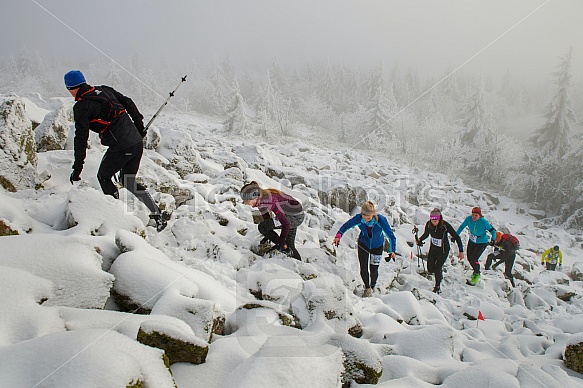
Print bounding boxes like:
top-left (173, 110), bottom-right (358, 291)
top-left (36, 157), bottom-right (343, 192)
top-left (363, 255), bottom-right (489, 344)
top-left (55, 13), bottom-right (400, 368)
top-left (1, 0), bottom-right (582, 85)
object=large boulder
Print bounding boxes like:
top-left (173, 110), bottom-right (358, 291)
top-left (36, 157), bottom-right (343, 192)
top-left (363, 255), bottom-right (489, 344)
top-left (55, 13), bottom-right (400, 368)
top-left (564, 333), bottom-right (583, 374)
top-left (35, 103), bottom-right (71, 152)
top-left (318, 185), bottom-right (367, 213)
top-left (302, 275), bottom-right (362, 337)
top-left (0, 234), bottom-right (114, 309)
top-left (0, 94), bottom-right (37, 191)
top-left (151, 289), bottom-right (226, 342)
top-left (137, 320), bottom-right (209, 365)
top-left (571, 262), bottom-right (583, 281)
top-left (0, 329), bottom-right (176, 387)
top-left (328, 333), bottom-right (383, 387)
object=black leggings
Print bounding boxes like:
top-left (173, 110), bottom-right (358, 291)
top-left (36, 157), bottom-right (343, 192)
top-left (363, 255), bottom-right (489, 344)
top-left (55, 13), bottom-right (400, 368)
top-left (427, 249), bottom-right (448, 288)
top-left (258, 213), bottom-right (305, 260)
top-left (97, 141), bottom-right (159, 215)
top-left (466, 241), bottom-right (487, 275)
top-left (357, 242), bottom-right (383, 288)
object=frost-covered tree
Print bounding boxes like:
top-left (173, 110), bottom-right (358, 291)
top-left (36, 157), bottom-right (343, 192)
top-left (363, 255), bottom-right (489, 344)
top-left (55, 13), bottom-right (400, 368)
top-left (529, 48), bottom-right (576, 160)
top-left (255, 72), bottom-right (277, 121)
top-left (224, 79), bottom-right (253, 136)
top-left (269, 56), bottom-right (290, 98)
top-left (368, 84), bottom-right (397, 145)
top-left (364, 63), bottom-right (386, 103)
top-left (272, 95), bottom-right (294, 136)
top-left (210, 56), bottom-right (233, 115)
top-left (298, 93), bottom-right (332, 129)
top-left (457, 77), bottom-right (489, 146)
top-left (343, 105), bottom-right (372, 149)
top-left (318, 64), bottom-right (337, 108)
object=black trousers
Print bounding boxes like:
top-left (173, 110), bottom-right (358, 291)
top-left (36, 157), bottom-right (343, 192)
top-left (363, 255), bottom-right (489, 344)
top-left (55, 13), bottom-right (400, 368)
top-left (97, 141), bottom-right (159, 215)
top-left (485, 252), bottom-right (503, 270)
top-left (504, 254), bottom-right (516, 287)
top-left (545, 262), bottom-right (557, 271)
top-left (466, 241), bottom-right (487, 275)
top-left (258, 212), bottom-right (305, 260)
top-left (427, 249), bottom-right (448, 288)
top-left (357, 242), bottom-right (383, 289)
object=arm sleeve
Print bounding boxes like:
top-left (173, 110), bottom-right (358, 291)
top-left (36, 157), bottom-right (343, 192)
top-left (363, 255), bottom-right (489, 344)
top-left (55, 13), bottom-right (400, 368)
top-left (559, 251), bottom-right (563, 264)
top-left (541, 249), bottom-right (549, 263)
top-left (446, 222), bottom-right (464, 252)
top-left (274, 206), bottom-right (291, 246)
top-left (486, 221), bottom-right (497, 242)
top-left (456, 218), bottom-right (467, 236)
top-left (72, 101), bottom-right (96, 171)
top-left (418, 222), bottom-right (430, 242)
top-left (337, 214), bottom-right (360, 236)
top-left (379, 216), bottom-right (397, 252)
top-left (112, 88), bottom-right (144, 131)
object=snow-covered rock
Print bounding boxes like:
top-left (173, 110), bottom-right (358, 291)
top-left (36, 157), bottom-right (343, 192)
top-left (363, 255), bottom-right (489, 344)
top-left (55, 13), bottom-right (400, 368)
top-left (0, 94), bottom-right (37, 191)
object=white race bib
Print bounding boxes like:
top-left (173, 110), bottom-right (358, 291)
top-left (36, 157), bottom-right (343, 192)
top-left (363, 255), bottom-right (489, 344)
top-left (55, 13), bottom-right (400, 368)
top-left (370, 254), bottom-right (382, 266)
top-left (431, 237), bottom-right (443, 247)
top-left (469, 232), bottom-right (478, 243)
top-left (549, 259), bottom-right (557, 264)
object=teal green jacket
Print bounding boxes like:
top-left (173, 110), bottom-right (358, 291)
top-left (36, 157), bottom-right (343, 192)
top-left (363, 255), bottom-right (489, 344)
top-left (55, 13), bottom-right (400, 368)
top-left (456, 216), bottom-right (496, 244)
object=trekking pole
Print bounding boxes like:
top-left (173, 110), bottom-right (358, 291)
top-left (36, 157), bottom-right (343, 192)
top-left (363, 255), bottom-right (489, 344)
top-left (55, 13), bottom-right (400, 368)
top-left (144, 75), bottom-right (187, 131)
top-left (412, 225), bottom-right (426, 271)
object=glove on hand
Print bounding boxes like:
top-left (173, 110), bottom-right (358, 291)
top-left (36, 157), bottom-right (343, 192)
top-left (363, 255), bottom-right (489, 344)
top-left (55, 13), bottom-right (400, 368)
top-left (416, 240), bottom-right (424, 247)
top-left (136, 122), bottom-right (147, 138)
top-left (70, 169), bottom-right (81, 184)
top-left (488, 240), bottom-right (497, 246)
top-left (269, 244), bottom-right (290, 253)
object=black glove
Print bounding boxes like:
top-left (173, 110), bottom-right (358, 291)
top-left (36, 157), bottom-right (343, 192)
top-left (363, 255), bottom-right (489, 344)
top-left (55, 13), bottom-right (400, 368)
top-left (136, 122), bottom-right (147, 138)
top-left (70, 169), bottom-right (81, 184)
top-left (489, 240), bottom-right (497, 246)
top-left (417, 240), bottom-right (424, 247)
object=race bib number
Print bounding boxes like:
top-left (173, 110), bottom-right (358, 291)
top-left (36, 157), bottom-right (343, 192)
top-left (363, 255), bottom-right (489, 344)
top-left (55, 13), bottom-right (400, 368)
top-left (549, 259), bottom-right (557, 264)
top-left (431, 237), bottom-right (442, 247)
top-left (273, 218), bottom-right (281, 228)
top-left (469, 232), bottom-right (478, 243)
top-left (370, 254), bottom-right (382, 266)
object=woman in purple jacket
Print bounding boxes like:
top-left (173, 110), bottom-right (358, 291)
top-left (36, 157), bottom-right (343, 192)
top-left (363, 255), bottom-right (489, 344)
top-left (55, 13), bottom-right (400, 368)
top-left (332, 201), bottom-right (397, 297)
top-left (240, 181), bottom-right (304, 260)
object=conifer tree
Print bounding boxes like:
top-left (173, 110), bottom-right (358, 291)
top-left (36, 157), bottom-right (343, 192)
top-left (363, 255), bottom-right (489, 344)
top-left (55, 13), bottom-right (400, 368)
top-left (530, 48), bottom-right (576, 160)
top-left (457, 77), bottom-right (488, 146)
top-left (224, 79), bottom-right (253, 136)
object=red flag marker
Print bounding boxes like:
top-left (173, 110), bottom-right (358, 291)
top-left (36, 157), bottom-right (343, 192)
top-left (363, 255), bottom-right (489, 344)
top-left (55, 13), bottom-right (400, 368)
top-left (478, 311), bottom-right (485, 321)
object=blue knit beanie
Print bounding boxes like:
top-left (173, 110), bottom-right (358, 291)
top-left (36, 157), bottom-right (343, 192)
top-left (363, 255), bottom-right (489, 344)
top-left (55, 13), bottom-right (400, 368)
top-left (64, 70), bottom-right (86, 89)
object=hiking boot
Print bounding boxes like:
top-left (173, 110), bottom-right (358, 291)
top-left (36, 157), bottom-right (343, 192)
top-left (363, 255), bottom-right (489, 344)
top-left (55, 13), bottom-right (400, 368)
top-left (363, 288), bottom-right (373, 297)
top-left (470, 273), bottom-right (481, 284)
top-left (259, 236), bottom-right (271, 245)
top-left (151, 211), bottom-right (171, 232)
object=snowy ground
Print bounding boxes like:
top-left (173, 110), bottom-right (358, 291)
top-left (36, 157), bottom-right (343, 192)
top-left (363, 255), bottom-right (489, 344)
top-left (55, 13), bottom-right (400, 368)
top-left (1, 97), bottom-right (582, 387)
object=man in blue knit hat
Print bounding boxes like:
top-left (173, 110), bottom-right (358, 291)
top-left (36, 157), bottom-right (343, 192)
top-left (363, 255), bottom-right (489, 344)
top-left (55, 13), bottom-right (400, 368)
top-left (64, 70), bottom-right (169, 231)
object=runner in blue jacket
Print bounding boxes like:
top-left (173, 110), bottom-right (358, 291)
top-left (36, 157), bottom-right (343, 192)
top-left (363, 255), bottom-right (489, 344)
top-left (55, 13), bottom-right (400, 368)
top-left (333, 201), bottom-right (397, 297)
top-left (456, 207), bottom-right (496, 285)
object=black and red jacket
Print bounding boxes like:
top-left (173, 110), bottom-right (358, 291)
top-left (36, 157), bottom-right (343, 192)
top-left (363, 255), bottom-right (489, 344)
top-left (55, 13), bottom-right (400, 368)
top-left (72, 84), bottom-right (144, 171)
